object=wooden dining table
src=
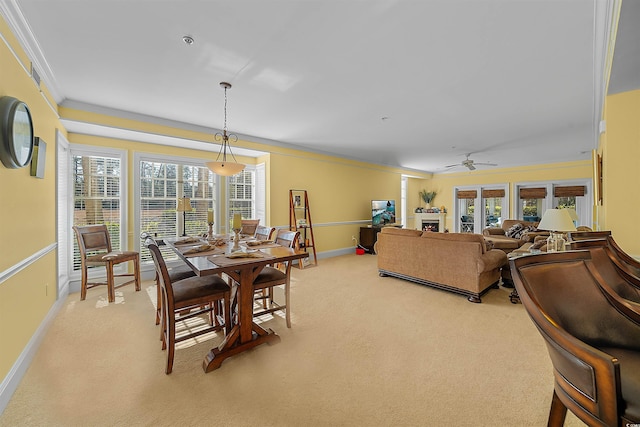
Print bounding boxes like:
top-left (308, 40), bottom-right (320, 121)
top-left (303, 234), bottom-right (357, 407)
top-left (165, 237), bottom-right (309, 373)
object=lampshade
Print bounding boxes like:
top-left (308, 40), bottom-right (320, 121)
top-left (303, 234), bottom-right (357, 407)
top-left (205, 160), bottom-right (245, 176)
top-left (206, 82), bottom-right (245, 176)
top-left (537, 209), bottom-right (577, 232)
top-left (176, 197), bottom-right (192, 212)
top-left (564, 208), bottom-right (579, 222)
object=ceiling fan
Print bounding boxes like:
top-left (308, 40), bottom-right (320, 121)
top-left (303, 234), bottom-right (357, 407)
top-left (445, 153), bottom-right (497, 171)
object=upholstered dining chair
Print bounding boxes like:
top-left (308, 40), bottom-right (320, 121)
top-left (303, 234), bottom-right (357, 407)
top-left (145, 238), bottom-right (231, 374)
top-left (511, 251), bottom-right (640, 426)
top-left (240, 219), bottom-right (260, 237)
top-left (140, 233), bottom-right (196, 325)
top-left (73, 224), bottom-right (141, 303)
top-left (254, 225), bottom-right (275, 241)
top-left (252, 229), bottom-right (300, 328)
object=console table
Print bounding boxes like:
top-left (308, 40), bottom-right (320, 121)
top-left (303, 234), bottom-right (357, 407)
top-left (360, 226), bottom-right (382, 254)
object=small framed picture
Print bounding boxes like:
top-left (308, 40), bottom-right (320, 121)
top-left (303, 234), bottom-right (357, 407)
top-left (294, 195), bottom-right (301, 207)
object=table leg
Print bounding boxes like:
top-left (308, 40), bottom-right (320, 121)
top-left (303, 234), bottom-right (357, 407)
top-left (202, 264), bottom-right (281, 373)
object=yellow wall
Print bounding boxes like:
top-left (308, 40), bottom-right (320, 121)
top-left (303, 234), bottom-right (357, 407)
top-left (0, 16), bottom-right (61, 378)
top-left (601, 90), bottom-right (640, 255)
top-left (425, 161), bottom-right (592, 231)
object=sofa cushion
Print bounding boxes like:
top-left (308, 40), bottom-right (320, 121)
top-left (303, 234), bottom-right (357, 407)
top-left (379, 227), bottom-right (423, 238)
top-left (422, 232), bottom-right (487, 253)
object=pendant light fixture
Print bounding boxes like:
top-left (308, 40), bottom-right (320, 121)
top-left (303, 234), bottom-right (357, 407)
top-left (206, 82), bottom-right (245, 176)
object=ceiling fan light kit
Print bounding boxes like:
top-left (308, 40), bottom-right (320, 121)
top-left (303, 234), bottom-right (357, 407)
top-left (445, 153), bottom-right (497, 171)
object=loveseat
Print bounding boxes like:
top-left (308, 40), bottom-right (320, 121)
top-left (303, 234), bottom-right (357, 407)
top-left (375, 228), bottom-right (508, 303)
top-left (482, 219), bottom-right (548, 253)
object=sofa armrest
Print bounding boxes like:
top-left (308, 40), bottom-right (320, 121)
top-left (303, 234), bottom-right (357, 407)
top-left (477, 249), bottom-right (508, 272)
top-left (521, 231), bottom-right (550, 243)
top-left (483, 227), bottom-right (506, 237)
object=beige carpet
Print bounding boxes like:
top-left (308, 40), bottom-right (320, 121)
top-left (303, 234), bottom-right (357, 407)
top-left (0, 254), bottom-right (585, 426)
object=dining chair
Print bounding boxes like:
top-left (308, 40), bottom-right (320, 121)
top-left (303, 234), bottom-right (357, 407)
top-left (145, 238), bottom-right (231, 374)
top-left (511, 251), bottom-right (640, 426)
top-left (240, 219), bottom-right (260, 236)
top-left (254, 225), bottom-right (275, 241)
top-left (252, 229), bottom-right (300, 328)
top-left (73, 224), bottom-right (141, 303)
top-left (140, 233), bottom-right (196, 325)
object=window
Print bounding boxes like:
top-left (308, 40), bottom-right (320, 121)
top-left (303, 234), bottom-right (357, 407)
top-left (228, 168), bottom-right (255, 225)
top-left (71, 147), bottom-right (127, 273)
top-left (515, 180), bottom-right (591, 226)
top-left (137, 155), bottom-right (216, 263)
top-left (482, 188), bottom-right (506, 227)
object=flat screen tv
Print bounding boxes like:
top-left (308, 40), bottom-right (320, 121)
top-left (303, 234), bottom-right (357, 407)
top-left (372, 200), bottom-right (396, 226)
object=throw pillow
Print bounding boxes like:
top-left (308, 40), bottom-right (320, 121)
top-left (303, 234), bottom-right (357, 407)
top-left (505, 223), bottom-right (524, 238)
top-left (513, 225), bottom-right (538, 240)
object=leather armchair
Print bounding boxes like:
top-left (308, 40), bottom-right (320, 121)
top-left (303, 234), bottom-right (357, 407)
top-left (511, 251), bottom-right (640, 426)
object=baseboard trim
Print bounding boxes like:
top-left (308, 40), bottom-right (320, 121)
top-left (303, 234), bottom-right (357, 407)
top-left (0, 286), bottom-right (68, 415)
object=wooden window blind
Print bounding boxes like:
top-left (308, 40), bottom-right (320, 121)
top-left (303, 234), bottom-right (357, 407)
top-left (457, 190), bottom-right (477, 199)
top-left (554, 185), bottom-right (585, 197)
top-left (482, 189), bottom-right (505, 198)
top-left (519, 187), bottom-right (547, 199)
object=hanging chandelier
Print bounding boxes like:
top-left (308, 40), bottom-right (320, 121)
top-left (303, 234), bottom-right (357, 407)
top-left (206, 82), bottom-right (245, 176)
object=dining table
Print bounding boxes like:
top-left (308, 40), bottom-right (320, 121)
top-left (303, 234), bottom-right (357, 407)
top-left (165, 235), bottom-right (309, 373)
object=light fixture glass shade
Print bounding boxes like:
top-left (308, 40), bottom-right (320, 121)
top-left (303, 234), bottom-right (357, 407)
top-left (206, 160), bottom-right (245, 176)
top-left (176, 197), bottom-right (192, 212)
top-left (537, 209), bottom-right (577, 232)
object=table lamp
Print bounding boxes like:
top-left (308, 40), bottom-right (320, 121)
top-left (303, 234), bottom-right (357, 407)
top-left (176, 197), bottom-right (192, 236)
top-left (564, 208), bottom-right (579, 227)
top-left (537, 209), bottom-right (577, 252)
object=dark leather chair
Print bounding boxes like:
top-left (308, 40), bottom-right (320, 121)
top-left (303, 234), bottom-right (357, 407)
top-left (568, 236), bottom-right (640, 300)
top-left (145, 238), bottom-right (231, 374)
top-left (140, 232), bottom-right (196, 325)
top-left (511, 251), bottom-right (640, 426)
top-left (73, 224), bottom-right (140, 302)
top-left (567, 230), bottom-right (612, 241)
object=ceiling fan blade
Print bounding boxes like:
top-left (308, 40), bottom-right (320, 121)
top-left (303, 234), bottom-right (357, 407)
top-left (444, 164), bottom-right (460, 168)
top-left (474, 162), bottom-right (498, 167)
top-left (467, 164), bottom-right (476, 170)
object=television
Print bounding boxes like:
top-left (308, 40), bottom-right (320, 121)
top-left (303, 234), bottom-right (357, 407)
top-left (371, 200), bottom-right (396, 226)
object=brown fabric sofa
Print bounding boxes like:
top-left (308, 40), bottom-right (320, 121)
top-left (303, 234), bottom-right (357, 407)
top-left (482, 219), bottom-right (548, 253)
top-left (375, 228), bottom-right (508, 303)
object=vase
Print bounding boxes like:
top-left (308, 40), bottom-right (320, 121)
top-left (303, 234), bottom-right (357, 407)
top-left (424, 203), bottom-right (431, 210)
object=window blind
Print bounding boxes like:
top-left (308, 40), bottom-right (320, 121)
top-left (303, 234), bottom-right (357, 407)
top-left (72, 154), bottom-right (122, 272)
top-left (482, 189), bottom-right (505, 198)
top-left (554, 185), bottom-right (585, 197)
top-left (457, 190), bottom-right (477, 199)
top-left (519, 187), bottom-right (547, 199)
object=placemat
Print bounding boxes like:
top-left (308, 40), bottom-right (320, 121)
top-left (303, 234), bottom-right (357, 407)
top-left (207, 251), bottom-right (275, 267)
top-left (173, 237), bottom-right (203, 246)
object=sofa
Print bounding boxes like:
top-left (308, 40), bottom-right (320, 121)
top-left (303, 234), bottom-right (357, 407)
top-left (375, 228), bottom-right (508, 303)
top-left (482, 219), bottom-right (549, 253)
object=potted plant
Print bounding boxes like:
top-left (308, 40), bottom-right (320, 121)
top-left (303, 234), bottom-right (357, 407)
top-left (419, 190), bottom-right (437, 209)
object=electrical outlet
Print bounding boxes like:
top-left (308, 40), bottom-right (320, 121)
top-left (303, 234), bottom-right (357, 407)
top-left (351, 235), bottom-right (358, 246)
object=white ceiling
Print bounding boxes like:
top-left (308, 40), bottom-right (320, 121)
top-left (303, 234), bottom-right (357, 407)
top-left (0, 0), bottom-right (628, 173)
